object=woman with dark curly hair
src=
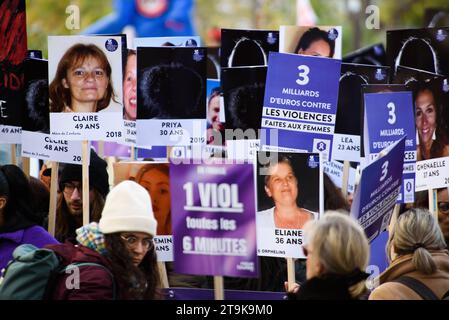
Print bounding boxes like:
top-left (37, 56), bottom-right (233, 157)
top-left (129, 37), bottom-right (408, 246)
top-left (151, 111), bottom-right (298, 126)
top-left (48, 180), bottom-right (161, 300)
top-left (295, 27), bottom-right (336, 58)
top-left (413, 80), bottom-right (449, 160)
top-left (49, 43), bottom-right (117, 113)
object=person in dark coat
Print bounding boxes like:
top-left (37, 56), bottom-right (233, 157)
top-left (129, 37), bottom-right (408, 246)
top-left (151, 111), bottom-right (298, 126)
top-left (287, 212), bottom-right (370, 300)
top-left (48, 180), bottom-right (160, 300)
top-left (0, 165), bottom-right (58, 271)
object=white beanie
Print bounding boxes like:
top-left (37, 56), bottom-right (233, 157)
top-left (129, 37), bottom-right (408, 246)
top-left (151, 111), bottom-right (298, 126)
top-left (99, 180), bottom-right (157, 236)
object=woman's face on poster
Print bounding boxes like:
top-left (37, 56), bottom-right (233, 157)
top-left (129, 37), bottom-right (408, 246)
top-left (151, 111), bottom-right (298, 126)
top-left (208, 94), bottom-right (223, 130)
top-left (139, 168), bottom-right (171, 226)
top-left (415, 89), bottom-right (437, 146)
top-left (62, 55), bottom-right (109, 109)
top-left (298, 39), bottom-right (331, 57)
top-left (265, 162), bottom-right (298, 206)
top-left (123, 54), bottom-right (137, 121)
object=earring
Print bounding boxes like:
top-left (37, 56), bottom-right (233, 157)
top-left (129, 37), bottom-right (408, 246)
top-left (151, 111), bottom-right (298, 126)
top-left (432, 129), bottom-right (436, 141)
top-left (416, 130), bottom-right (420, 145)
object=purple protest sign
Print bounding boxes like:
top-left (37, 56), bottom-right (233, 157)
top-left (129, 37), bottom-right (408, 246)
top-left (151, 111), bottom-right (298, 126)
top-left (350, 137), bottom-right (405, 242)
top-left (170, 162), bottom-right (258, 277)
top-left (162, 288), bottom-right (286, 300)
top-left (91, 141), bottom-right (132, 158)
top-left (261, 52), bottom-right (341, 160)
top-left (364, 91), bottom-right (416, 203)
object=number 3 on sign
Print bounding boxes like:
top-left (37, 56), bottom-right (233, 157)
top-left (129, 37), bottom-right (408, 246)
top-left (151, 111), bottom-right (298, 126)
top-left (387, 102), bottom-right (396, 125)
top-left (296, 65), bottom-right (310, 85)
top-left (380, 161), bottom-right (389, 182)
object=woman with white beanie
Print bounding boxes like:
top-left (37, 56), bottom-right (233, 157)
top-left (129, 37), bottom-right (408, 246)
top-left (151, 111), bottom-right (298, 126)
top-left (47, 180), bottom-right (161, 300)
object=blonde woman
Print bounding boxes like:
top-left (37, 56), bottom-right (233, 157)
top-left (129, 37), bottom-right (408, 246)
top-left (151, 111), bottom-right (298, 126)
top-left (369, 208), bottom-right (449, 300)
top-left (287, 212), bottom-right (370, 300)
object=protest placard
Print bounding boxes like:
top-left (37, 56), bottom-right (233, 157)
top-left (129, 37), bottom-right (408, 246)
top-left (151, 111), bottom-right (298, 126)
top-left (170, 162), bottom-right (258, 277)
top-left (261, 52), bottom-right (341, 160)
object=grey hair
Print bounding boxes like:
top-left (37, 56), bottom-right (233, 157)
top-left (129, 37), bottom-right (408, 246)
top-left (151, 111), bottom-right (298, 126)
top-left (304, 211), bottom-right (370, 298)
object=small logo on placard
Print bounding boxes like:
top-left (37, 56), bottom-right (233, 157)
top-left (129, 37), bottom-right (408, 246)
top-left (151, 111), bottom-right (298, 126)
top-left (193, 49), bottom-right (204, 62)
top-left (375, 68), bottom-right (386, 81)
top-left (267, 32), bottom-right (277, 45)
top-left (172, 147), bottom-right (184, 158)
top-left (436, 29), bottom-right (448, 42)
top-left (307, 155), bottom-right (319, 169)
top-left (443, 79), bottom-right (449, 93)
top-left (373, 44), bottom-right (383, 56)
top-left (185, 38), bottom-right (198, 47)
top-left (328, 28), bottom-right (339, 41)
top-left (105, 39), bottom-right (118, 52)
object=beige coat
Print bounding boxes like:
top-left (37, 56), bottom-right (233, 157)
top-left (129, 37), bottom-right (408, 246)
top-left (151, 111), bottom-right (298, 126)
top-left (369, 250), bottom-right (449, 300)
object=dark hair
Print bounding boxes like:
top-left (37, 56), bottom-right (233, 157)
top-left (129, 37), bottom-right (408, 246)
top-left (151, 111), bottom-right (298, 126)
top-left (263, 156), bottom-right (295, 186)
top-left (295, 27), bottom-right (335, 58)
top-left (104, 233), bottom-right (161, 299)
top-left (0, 165), bottom-right (37, 232)
top-left (123, 49), bottom-right (136, 81)
top-left (413, 80), bottom-right (449, 159)
top-left (138, 63), bottom-right (204, 119)
top-left (208, 86), bottom-right (221, 106)
top-left (228, 38), bottom-right (267, 67)
top-left (323, 173), bottom-right (350, 211)
top-left (395, 38), bottom-right (439, 75)
top-left (25, 79), bottom-right (50, 133)
top-left (29, 176), bottom-right (50, 228)
top-left (335, 73), bottom-right (368, 135)
top-left (55, 188), bottom-right (105, 242)
top-left (49, 43), bottom-right (116, 112)
top-left (227, 82), bottom-right (265, 131)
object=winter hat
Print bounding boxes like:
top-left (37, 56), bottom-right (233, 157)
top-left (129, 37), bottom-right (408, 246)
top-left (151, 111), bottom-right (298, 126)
top-left (59, 149), bottom-right (109, 198)
top-left (76, 222), bottom-right (107, 255)
top-left (99, 180), bottom-right (157, 236)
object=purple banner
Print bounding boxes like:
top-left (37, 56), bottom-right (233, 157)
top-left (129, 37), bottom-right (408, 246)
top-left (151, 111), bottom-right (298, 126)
top-left (170, 162), bottom-right (258, 277)
top-left (162, 288), bottom-right (286, 300)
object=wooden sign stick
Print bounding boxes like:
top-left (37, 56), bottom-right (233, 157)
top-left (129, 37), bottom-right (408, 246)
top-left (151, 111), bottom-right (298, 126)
top-left (82, 141), bottom-right (90, 226)
top-left (157, 262), bottom-right (169, 289)
top-left (214, 276), bottom-right (225, 300)
top-left (428, 188), bottom-right (438, 219)
top-left (10, 144), bottom-right (17, 165)
top-left (341, 160), bottom-right (350, 199)
top-left (287, 257), bottom-right (296, 291)
top-left (22, 157), bottom-right (30, 178)
top-left (47, 161), bottom-right (59, 236)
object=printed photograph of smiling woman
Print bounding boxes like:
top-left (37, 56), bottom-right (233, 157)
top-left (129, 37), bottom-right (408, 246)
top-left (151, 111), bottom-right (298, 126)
top-left (256, 152), bottom-right (321, 258)
top-left (279, 26), bottom-right (342, 59)
top-left (48, 36), bottom-right (123, 114)
top-left (410, 78), bottom-right (449, 161)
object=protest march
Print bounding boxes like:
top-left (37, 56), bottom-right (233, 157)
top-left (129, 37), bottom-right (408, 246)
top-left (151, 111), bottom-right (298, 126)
top-left (1, 0), bottom-right (449, 310)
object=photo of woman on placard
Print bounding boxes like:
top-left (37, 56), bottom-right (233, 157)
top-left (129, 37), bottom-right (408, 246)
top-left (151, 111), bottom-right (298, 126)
top-left (412, 79), bottom-right (449, 160)
top-left (23, 58), bottom-right (50, 133)
top-left (123, 50), bottom-right (137, 121)
top-left (135, 164), bottom-right (171, 236)
top-left (113, 162), bottom-right (171, 236)
top-left (257, 154), bottom-right (319, 230)
top-left (280, 26), bottom-right (341, 59)
top-left (137, 47), bottom-right (206, 120)
top-left (49, 43), bottom-right (117, 113)
top-left (295, 27), bottom-right (336, 58)
top-left (206, 86), bottom-right (224, 145)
